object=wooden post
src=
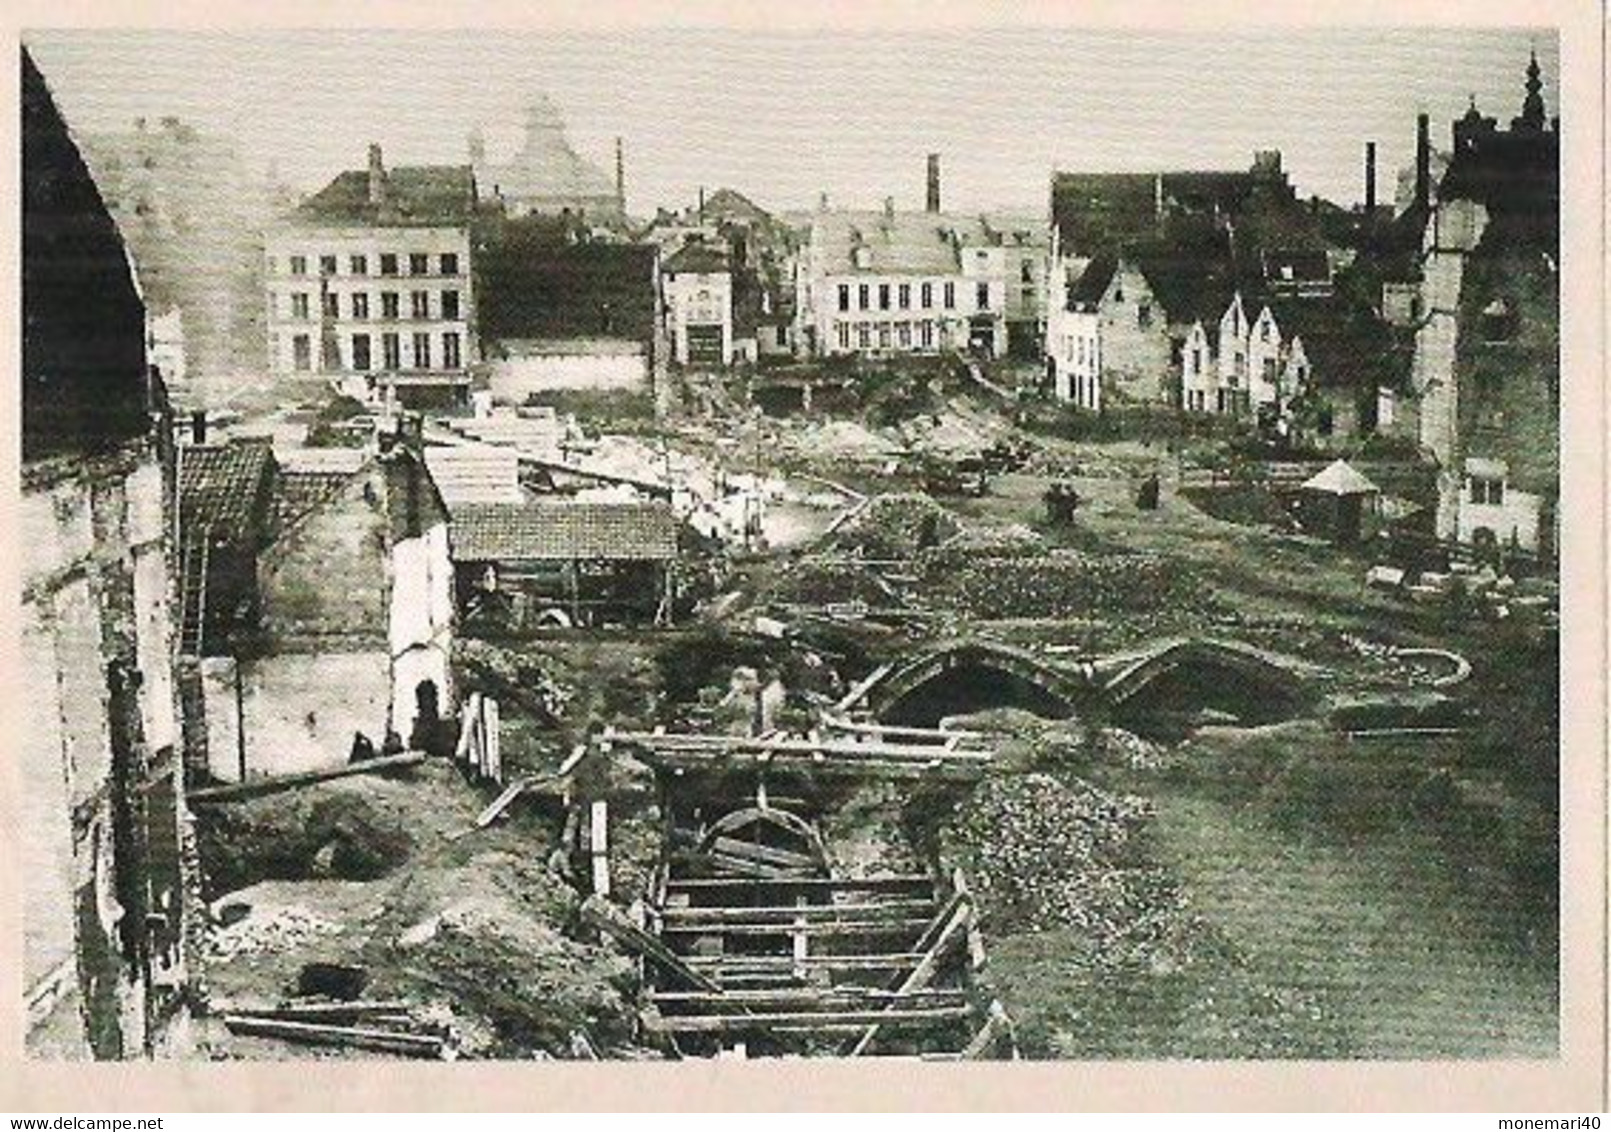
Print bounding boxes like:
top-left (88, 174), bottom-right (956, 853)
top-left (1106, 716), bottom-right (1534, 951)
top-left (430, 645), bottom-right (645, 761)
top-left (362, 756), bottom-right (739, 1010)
top-left (590, 799), bottom-right (610, 898)
top-left (791, 895), bottom-right (809, 981)
top-left (484, 697), bottom-right (501, 784)
top-left (233, 655), bottom-right (248, 781)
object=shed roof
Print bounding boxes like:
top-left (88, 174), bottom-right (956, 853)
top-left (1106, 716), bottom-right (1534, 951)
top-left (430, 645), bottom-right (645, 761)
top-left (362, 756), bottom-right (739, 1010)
top-left (178, 439), bottom-right (276, 536)
top-left (450, 501), bottom-right (677, 562)
top-left (1301, 458), bottom-right (1380, 496)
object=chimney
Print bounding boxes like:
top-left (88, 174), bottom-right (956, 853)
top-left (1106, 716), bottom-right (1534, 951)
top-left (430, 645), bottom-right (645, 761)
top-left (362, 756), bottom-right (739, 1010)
top-left (615, 137), bottom-right (625, 212)
top-left (1365, 141), bottom-right (1377, 212)
top-left (367, 143), bottom-right (387, 207)
top-left (884, 195), bottom-right (895, 220)
top-left (190, 409), bottom-right (206, 445)
top-left (468, 128), bottom-right (485, 166)
top-left (926, 153), bottom-right (941, 213)
top-left (698, 185), bottom-right (706, 220)
top-left (1414, 113), bottom-right (1430, 211)
top-left (818, 191), bottom-right (830, 213)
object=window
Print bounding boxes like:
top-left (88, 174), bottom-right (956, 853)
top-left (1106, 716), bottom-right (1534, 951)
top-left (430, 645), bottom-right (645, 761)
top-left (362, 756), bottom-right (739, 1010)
top-left (920, 321), bottom-right (934, 349)
top-left (857, 323), bottom-right (871, 349)
top-left (443, 332), bottom-right (461, 370)
top-left (976, 282), bottom-right (990, 311)
top-left (1138, 302), bottom-right (1152, 328)
top-left (291, 334), bottom-right (311, 371)
top-left (1262, 357), bottom-right (1277, 382)
top-left (921, 282), bottom-right (933, 309)
top-left (837, 322), bottom-right (851, 350)
top-left (838, 284), bottom-right (851, 313)
top-left (322, 292), bottom-right (340, 318)
top-left (442, 290), bottom-right (460, 320)
top-left (1113, 286), bottom-right (1124, 303)
top-left (1469, 477), bottom-right (1505, 505)
top-left (319, 255), bottom-right (337, 277)
top-left (412, 332), bottom-right (431, 369)
top-left (858, 284), bottom-right (870, 311)
top-left (1191, 347), bottom-right (1202, 374)
top-left (943, 282), bottom-right (956, 309)
top-left (409, 253), bottom-right (430, 276)
top-left (440, 253), bottom-right (459, 276)
top-left (381, 291), bottom-right (400, 320)
top-left (352, 334), bottom-right (372, 371)
top-left (290, 293), bottom-right (310, 319)
top-left (878, 324), bottom-right (891, 349)
top-left (352, 292), bottom-right (370, 320)
top-left (380, 253), bottom-right (399, 276)
top-left (1021, 261), bottom-right (1035, 284)
top-left (878, 284), bottom-right (891, 311)
top-left (897, 321), bottom-right (911, 349)
top-left (1078, 339), bottom-right (1086, 366)
top-left (382, 332), bottom-right (401, 369)
top-left (350, 254), bottom-right (368, 276)
top-left (289, 254), bottom-right (308, 276)
top-left (411, 290), bottom-right (430, 319)
top-left (898, 283), bottom-right (911, 310)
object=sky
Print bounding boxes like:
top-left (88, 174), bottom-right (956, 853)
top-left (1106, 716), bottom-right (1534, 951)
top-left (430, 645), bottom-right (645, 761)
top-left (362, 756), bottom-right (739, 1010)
top-left (24, 27), bottom-right (1560, 218)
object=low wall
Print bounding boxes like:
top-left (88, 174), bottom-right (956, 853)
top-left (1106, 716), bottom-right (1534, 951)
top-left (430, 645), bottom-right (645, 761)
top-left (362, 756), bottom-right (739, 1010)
top-left (487, 338), bottom-right (649, 403)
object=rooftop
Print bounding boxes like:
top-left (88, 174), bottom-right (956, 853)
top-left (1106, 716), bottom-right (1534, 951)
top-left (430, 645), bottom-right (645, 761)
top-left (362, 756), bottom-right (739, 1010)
top-left (178, 439), bottom-right (276, 536)
top-left (449, 500), bottom-right (678, 562)
top-left (810, 210), bottom-right (990, 276)
top-left (293, 163), bottom-right (476, 228)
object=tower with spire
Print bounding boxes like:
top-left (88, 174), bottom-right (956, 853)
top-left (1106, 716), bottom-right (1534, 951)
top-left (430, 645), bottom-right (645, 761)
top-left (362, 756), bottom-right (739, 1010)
top-left (1512, 48), bottom-right (1548, 132)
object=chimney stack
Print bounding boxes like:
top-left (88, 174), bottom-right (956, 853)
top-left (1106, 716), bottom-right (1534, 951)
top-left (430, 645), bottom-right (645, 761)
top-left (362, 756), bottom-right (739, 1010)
top-left (1414, 113), bottom-right (1430, 211)
top-left (367, 143), bottom-right (387, 207)
top-left (884, 195), bottom-right (895, 220)
top-left (926, 153), bottom-right (941, 213)
top-left (190, 409), bottom-right (206, 445)
top-left (615, 137), bottom-right (625, 212)
top-left (698, 185), bottom-right (705, 220)
top-left (1364, 141), bottom-right (1377, 212)
top-left (818, 191), bottom-right (829, 213)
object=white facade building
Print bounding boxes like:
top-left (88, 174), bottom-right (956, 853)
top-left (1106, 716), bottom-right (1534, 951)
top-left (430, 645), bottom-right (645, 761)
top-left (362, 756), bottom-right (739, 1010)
top-left (661, 241), bottom-right (735, 367)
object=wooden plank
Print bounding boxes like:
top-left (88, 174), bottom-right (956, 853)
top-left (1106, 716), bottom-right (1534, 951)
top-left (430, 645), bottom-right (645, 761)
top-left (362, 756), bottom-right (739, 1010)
top-left (579, 895), bottom-right (720, 992)
top-left (707, 836), bottom-right (817, 869)
top-left (475, 778), bottom-right (531, 828)
top-left (648, 752), bottom-right (986, 782)
top-left (961, 1001), bottom-right (1011, 1059)
top-left (484, 697), bottom-right (502, 784)
top-left (648, 1005), bottom-right (972, 1034)
top-left (706, 855), bottom-right (817, 881)
top-left (667, 875), bottom-right (934, 894)
top-left (660, 917), bottom-right (932, 937)
top-left (222, 1015), bottom-right (444, 1058)
top-left (683, 952), bottom-right (928, 971)
top-left (833, 663), bottom-right (894, 712)
top-left (649, 988), bottom-right (967, 1011)
top-left (614, 731), bottom-right (991, 762)
top-left (660, 899), bottom-right (937, 925)
top-left (228, 1000), bottom-right (413, 1021)
top-left (590, 800), bottom-right (610, 898)
top-left (188, 752), bottom-right (427, 804)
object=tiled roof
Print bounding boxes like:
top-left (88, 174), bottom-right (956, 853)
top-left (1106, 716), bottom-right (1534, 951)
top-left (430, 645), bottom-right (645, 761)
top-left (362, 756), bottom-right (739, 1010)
top-left (270, 469), bottom-right (354, 536)
top-left (1267, 295), bottom-right (1408, 393)
top-left (810, 211), bottom-right (987, 276)
top-left (450, 501), bottom-right (677, 562)
top-left (293, 165), bottom-right (476, 227)
top-left (178, 440), bottom-right (276, 536)
top-left (1066, 253), bottom-right (1117, 309)
top-left (663, 241), bottom-right (731, 275)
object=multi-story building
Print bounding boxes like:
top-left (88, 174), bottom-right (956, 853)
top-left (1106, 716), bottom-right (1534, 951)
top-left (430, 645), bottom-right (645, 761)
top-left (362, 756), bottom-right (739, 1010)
top-left (798, 200), bottom-right (1008, 360)
top-left (265, 144), bottom-right (477, 409)
top-left (661, 238), bottom-right (735, 367)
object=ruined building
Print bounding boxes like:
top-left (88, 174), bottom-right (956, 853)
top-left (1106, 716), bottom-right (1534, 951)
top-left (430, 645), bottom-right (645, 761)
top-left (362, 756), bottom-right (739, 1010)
top-left (21, 47), bottom-right (200, 1058)
top-left (1410, 52), bottom-right (1559, 556)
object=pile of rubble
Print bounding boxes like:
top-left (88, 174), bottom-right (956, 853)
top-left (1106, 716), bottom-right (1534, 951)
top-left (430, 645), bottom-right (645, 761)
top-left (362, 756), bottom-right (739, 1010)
top-left (827, 492), bottom-right (962, 560)
top-left (938, 772), bottom-right (1183, 948)
top-left (207, 905), bottom-right (343, 961)
top-left (922, 550), bottom-right (1215, 620)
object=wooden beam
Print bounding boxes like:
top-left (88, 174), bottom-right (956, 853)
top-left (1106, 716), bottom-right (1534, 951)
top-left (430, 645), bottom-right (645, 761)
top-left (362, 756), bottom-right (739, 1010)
top-left (683, 952), bottom-right (928, 971)
top-left (222, 1015), bottom-right (444, 1058)
top-left (188, 751), bottom-right (428, 804)
top-left (661, 917), bottom-right (932, 938)
top-left (847, 897), bottom-right (971, 1056)
top-left (645, 1005), bottom-right (972, 1034)
top-left (649, 988), bottom-right (967, 1011)
top-left (580, 895), bottom-right (721, 992)
top-left (707, 836), bottom-right (817, 870)
top-left (667, 875), bottom-right (934, 895)
top-left (660, 899), bottom-right (937, 925)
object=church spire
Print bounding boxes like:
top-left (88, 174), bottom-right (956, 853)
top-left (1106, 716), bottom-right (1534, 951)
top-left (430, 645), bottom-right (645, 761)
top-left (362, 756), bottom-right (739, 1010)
top-left (1517, 48), bottom-right (1547, 130)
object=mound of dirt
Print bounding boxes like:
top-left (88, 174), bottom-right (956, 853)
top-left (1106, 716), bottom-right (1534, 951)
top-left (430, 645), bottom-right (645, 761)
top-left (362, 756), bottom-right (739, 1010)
top-left (196, 762), bottom-right (476, 896)
top-left (827, 493), bottom-right (963, 560)
top-left (370, 850), bottom-right (638, 1058)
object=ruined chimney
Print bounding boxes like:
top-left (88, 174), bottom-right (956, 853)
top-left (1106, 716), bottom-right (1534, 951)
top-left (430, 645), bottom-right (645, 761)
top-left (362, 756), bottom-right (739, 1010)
top-left (698, 185), bottom-right (706, 220)
top-left (1414, 113), bottom-right (1430, 211)
top-left (1365, 141), bottom-right (1377, 212)
top-left (367, 143), bottom-right (387, 207)
top-left (926, 153), bottom-right (941, 213)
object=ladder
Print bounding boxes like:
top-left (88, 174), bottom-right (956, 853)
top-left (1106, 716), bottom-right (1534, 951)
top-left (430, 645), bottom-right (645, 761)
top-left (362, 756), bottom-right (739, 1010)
top-left (178, 535), bottom-right (210, 657)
